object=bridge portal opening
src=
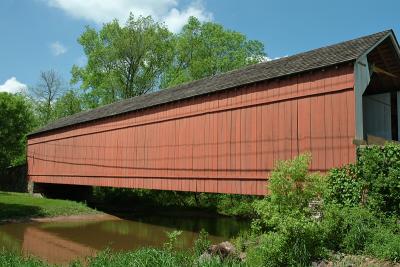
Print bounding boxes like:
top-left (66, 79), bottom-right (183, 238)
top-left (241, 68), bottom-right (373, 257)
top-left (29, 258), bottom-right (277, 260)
top-left (361, 36), bottom-right (400, 144)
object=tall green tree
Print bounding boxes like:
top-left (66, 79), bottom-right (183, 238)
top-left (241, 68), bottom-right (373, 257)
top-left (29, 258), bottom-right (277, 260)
top-left (162, 17), bottom-right (266, 88)
top-left (0, 93), bottom-right (35, 168)
top-left (71, 14), bottom-right (174, 108)
top-left (53, 90), bottom-right (83, 119)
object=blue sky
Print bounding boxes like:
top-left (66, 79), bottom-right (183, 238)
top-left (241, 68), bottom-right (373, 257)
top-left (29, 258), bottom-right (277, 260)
top-left (1, 0), bottom-right (399, 93)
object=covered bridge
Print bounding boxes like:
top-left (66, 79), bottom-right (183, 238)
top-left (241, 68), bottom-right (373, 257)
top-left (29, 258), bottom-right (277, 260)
top-left (27, 30), bottom-right (400, 195)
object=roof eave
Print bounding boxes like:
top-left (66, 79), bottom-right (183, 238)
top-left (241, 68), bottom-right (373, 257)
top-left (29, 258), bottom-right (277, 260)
top-left (27, 59), bottom-right (357, 138)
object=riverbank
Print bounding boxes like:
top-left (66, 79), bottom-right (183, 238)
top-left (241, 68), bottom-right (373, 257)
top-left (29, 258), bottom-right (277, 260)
top-left (0, 191), bottom-right (102, 222)
top-left (2, 246), bottom-right (400, 267)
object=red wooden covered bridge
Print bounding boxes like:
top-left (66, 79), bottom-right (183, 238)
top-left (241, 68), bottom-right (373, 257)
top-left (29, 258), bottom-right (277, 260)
top-left (27, 30), bottom-right (400, 195)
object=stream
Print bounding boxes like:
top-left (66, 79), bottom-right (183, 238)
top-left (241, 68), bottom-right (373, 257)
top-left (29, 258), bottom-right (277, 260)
top-left (0, 212), bottom-right (249, 265)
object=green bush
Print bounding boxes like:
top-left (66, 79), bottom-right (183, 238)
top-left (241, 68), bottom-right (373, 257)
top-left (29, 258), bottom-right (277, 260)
top-left (247, 152), bottom-right (400, 265)
top-left (328, 205), bottom-right (379, 254)
top-left (357, 143), bottom-right (400, 214)
top-left (247, 217), bottom-right (327, 267)
top-left (164, 230), bottom-right (183, 251)
top-left (252, 154), bottom-right (325, 229)
top-left (247, 154), bottom-right (328, 266)
top-left (326, 164), bottom-right (364, 206)
top-left (365, 226), bottom-right (400, 262)
top-left (327, 143), bottom-right (400, 215)
top-left (246, 232), bottom-right (287, 267)
top-left (193, 229), bottom-right (211, 257)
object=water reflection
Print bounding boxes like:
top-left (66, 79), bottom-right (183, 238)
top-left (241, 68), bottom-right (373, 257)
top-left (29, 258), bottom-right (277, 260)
top-left (0, 214), bottom-right (248, 265)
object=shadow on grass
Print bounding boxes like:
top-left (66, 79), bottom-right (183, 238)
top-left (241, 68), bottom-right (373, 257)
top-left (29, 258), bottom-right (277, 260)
top-left (0, 203), bottom-right (45, 221)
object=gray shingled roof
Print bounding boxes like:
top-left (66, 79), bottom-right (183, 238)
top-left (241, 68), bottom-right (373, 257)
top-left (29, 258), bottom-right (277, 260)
top-left (29, 30), bottom-right (393, 136)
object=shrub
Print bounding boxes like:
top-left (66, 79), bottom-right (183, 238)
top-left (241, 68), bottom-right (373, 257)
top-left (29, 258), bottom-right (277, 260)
top-left (247, 154), bottom-right (328, 266)
top-left (216, 195), bottom-right (258, 217)
top-left (247, 217), bottom-right (327, 267)
top-left (365, 226), bottom-right (400, 262)
top-left (252, 154), bottom-right (326, 229)
top-left (326, 143), bottom-right (400, 215)
top-left (246, 232), bottom-right (287, 267)
top-left (357, 143), bottom-right (400, 214)
top-left (326, 164), bottom-right (364, 206)
top-left (336, 206), bottom-right (379, 254)
top-left (164, 230), bottom-right (183, 251)
top-left (193, 229), bottom-right (211, 257)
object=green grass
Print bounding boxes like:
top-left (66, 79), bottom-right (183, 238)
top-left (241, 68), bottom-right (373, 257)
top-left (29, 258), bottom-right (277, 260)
top-left (0, 191), bottom-right (99, 220)
top-left (0, 248), bottom-right (244, 267)
top-left (0, 249), bottom-right (50, 267)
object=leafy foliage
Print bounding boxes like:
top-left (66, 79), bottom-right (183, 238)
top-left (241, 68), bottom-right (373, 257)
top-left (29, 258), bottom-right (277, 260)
top-left (357, 143), bottom-right (400, 214)
top-left (253, 153), bottom-right (325, 228)
top-left (244, 152), bottom-right (400, 265)
top-left (162, 17), bottom-right (265, 88)
top-left (365, 225), bottom-right (400, 262)
top-left (248, 154), bottom-right (328, 266)
top-left (326, 164), bottom-right (364, 206)
top-left (72, 14), bottom-right (174, 107)
top-left (193, 229), bottom-right (211, 257)
top-left (164, 230), bottom-right (183, 251)
top-left (53, 90), bottom-right (83, 120)
top-left (327, 143), bottom-right (400, 214)
top-left (92, 187), bottom-right (258, 218)
top-left (0, 93), bottom-right (35, 169)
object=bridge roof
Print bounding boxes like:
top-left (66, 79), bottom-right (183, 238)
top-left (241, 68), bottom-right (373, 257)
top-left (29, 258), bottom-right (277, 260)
top-left (29, 30), bottom-right (394, 136)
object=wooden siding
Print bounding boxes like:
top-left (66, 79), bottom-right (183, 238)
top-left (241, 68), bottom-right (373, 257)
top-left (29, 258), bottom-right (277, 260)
top-left (27, 64), bottom-right (356, 195)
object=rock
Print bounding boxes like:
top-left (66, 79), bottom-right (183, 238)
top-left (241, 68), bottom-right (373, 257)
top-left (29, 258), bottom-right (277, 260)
top-left (311, 260), bottom-right (329, 267)
top-left (208, 241), bottom-right (236, 259)
top-left (199, 241), bottom-right (243, 263)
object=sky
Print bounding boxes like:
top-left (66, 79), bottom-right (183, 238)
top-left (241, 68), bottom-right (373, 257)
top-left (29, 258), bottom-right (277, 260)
top-left (0, 0), bottom-right (399, 93)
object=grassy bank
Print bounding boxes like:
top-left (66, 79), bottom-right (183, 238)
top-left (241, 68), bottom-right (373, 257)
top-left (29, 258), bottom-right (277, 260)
top-left (0, 191), bottom-right (99, 221)
top-left (0, 248), bottom-right (236, 267)
top-left (1, 247), bottom-right (400, 267)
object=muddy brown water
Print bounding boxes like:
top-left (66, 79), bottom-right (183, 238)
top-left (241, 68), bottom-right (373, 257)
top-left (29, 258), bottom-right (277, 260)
top-left (0, 213), bottom-right (249, 265)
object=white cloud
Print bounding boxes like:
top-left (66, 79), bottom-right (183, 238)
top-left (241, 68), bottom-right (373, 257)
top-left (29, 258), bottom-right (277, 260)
top-left (50, 41), bottom-right (67, 56)
top-left (164, 4), bottom-right (212, 33)
top-left (0, 77), bottom-right (28, 94)
top-left (264, 55), bottom-right (288, 62)
top-left (44, 0), bottom-right (212, 33)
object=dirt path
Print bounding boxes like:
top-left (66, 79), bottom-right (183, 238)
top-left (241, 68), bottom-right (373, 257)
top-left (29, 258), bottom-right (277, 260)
top-left (0, 213), bottom-right (120, 224)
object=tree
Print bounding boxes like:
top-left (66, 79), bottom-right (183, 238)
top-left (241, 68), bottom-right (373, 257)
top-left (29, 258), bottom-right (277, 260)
top-left (161, 17), bottom-right (266, 88)
top-left (30, 70), bottom-right (64, 124)
top-left (53, 90), bottom-right (83, 119)
top-left (71, 14), bottom-right (174, 107)
top-left (0, 93), bottom-right (35, 169)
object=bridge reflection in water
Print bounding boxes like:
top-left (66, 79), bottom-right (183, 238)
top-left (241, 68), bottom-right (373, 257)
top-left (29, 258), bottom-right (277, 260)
top-left (0, 215), bottom-right (248, 265)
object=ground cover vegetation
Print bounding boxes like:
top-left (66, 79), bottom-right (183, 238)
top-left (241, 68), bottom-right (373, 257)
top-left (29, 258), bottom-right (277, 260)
top-left (1, 143), bottom-right (400, 266)
top-left (0, 192), bottom-right (99, 221)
